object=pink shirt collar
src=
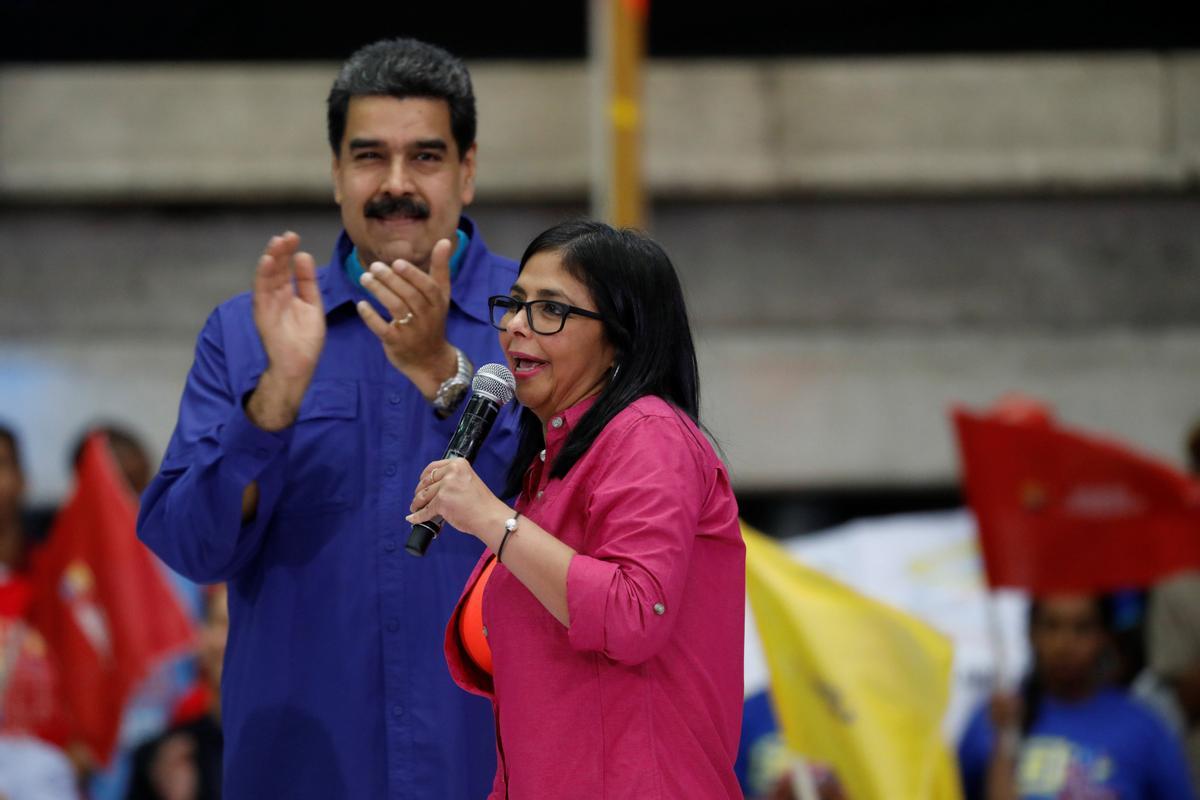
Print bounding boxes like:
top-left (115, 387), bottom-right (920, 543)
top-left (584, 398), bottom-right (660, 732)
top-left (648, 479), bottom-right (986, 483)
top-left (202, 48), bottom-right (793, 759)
top-left (542, 393), bottom-right (600, 460)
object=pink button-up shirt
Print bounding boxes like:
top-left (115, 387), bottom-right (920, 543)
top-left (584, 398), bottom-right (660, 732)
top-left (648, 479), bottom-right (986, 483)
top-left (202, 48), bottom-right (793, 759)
top-left (445, 395), bottom-right (745, 799)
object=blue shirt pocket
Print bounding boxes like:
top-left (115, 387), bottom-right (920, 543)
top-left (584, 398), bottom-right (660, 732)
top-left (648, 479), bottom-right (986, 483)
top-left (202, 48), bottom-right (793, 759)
top-left (275, 379), bottom-right (363, 518)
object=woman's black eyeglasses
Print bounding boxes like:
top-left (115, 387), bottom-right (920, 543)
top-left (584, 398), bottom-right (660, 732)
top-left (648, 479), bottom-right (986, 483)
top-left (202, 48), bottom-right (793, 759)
top-left (488, 295), bottom-right (603, 335)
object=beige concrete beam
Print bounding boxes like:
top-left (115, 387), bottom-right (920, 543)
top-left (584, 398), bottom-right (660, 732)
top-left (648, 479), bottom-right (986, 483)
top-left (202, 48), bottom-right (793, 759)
top-left (2, 54), bottom-right (1197, 201)
top-left (3, 330), bottom-right (1197, 502)
top-left (0, 64), bottom-right (332, 201)
top-left (773, 55), bottom-right (1177, 191)
top-left (1171, 53), bottom-right (1200, 178)
top-left (472, 62), bottom-right (589, 197)
top-left (697, 330), bottom-right (1200, 490)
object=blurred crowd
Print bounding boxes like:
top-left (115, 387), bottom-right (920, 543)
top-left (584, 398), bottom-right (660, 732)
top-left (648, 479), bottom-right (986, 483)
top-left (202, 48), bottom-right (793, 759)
top-left (0, 423), bottom-right (225, 800)
top-left (742, 585), bottom-right (1200, 800)
top-left (735, 422), bottom-right (1200, 800)
top-left (947, 427), bottom-right (1200, 800)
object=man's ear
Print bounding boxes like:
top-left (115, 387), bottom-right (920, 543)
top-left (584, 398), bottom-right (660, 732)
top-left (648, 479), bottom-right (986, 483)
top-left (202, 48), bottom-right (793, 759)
top-left (459, 143), bottom-right (478, 206)
top-left (332, 154), bottom-right (344, 205)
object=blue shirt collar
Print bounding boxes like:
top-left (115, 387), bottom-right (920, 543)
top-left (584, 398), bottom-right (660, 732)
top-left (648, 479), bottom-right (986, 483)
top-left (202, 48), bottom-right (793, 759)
top-left (320, 215), bottom-right (494, 326)
top-left (342, 228), bottom-right (470, 290)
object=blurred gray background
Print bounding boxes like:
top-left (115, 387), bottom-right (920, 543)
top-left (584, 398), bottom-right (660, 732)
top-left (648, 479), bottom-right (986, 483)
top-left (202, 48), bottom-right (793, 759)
top-left (2, 4), bottom-right (1198, 529)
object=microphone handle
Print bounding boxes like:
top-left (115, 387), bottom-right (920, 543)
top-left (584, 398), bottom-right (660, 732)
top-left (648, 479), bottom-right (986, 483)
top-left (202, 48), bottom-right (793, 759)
top-left (405, 518), bottom-right (444, 556)
top-left (405, 395), bottom-right (500, 557)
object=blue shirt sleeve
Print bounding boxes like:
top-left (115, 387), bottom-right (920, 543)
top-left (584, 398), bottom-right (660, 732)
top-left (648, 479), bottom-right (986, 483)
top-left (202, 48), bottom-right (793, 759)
top-left (735, 690), bottom-right (782, 798)
top-left (957, 703), bottom-right (994, 800)
top-left (1142, 710), bottom-right (1197, 800)
top-left (137, 307), bottom-right (294, 582)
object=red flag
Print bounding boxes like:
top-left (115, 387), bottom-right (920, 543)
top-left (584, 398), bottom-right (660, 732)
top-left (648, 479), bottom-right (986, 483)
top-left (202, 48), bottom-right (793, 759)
top-left (953, 399), bottom-right (1200, 594)
top-left (27, 432), bottom-right (195, 764)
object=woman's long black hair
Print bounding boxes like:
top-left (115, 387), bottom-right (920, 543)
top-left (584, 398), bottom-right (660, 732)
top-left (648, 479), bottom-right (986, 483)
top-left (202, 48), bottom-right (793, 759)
top-left (502, 220), bottom-right (701, 498)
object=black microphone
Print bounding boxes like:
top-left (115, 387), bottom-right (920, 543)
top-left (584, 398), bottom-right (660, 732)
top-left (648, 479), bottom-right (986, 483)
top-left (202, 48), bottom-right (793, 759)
top-left (406, 363), bottom-right (516, 557)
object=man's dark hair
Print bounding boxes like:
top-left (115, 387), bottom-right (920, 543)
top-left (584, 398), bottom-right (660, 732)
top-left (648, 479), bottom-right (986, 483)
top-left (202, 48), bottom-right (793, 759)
top-left (1186, 418), bottom-right (1200, 474)
top-left (0, 423), bottom-right (21, 472)
top-left (69, 423), bottom-right (147, 469)
top-left (503, 220), bottom-right (703, 497)
top-left (327, 38), bottom-right (477, 159)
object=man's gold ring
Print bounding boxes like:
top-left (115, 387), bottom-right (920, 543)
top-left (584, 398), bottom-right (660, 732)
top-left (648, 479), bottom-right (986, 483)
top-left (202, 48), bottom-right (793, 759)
top-left (393, 312), bottom-right (415, 327)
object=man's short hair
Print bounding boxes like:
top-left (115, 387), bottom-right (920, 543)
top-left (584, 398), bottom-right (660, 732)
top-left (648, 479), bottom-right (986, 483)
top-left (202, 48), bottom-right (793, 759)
top-left (1187, 418), bottom-right (1200, 474)
top-left (0, 423), bottom-right (21, 472)
top-left (327, 38), bottom-right (477, 160)
top-left (69, 423), bottom-right (147, 471)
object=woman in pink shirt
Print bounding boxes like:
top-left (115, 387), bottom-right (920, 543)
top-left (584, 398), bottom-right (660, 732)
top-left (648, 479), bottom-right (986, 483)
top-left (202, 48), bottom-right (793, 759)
top-left (407, 220), bottom-right (745, 799)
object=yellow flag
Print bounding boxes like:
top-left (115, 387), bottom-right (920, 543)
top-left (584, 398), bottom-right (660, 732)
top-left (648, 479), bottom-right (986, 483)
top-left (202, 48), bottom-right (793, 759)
top-left (744, 524), bottom-right (962, 800)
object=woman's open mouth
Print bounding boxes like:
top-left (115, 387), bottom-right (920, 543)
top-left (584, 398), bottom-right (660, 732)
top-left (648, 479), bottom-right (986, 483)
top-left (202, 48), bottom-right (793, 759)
top-left (510, 353), bottom-right (548, 378)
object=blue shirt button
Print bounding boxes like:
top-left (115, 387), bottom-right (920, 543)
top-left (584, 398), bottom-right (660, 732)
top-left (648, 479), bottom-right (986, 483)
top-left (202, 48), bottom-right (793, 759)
top-left (387, 618), bottom-right (399, 633)
top-left (389, 392), bottom-right (401, 405)
top-left (392, 704), bottom-right (404, 718)
top-left (385, 463), bottom-right (397, 477)
top-left (383, 539), bottom-right (396, 553)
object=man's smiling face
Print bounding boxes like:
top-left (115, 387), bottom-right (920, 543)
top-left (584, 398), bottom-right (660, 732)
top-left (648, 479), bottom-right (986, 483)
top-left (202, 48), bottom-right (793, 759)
top-left (332, 95), bottom-right (476, 271)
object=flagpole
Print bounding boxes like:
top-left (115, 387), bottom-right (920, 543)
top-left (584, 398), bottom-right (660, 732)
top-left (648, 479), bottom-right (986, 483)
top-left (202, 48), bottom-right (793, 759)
top-left (589, 0), bottom-right (648, 229)
top-left (985, 593), bottom-right (1012, 690)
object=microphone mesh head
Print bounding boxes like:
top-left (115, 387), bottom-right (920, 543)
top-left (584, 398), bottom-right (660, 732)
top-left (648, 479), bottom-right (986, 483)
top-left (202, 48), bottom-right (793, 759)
top-left (472, 363), bottom-right (516, 406)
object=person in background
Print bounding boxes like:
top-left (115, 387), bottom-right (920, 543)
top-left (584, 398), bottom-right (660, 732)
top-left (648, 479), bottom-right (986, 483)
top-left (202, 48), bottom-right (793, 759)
top-left (958, 594), bottom-right (1194, 800)
top-left (735, 694), bottom-right (849, 800)
top-left (62, 423), bottom-right (205, 800)
top-left (1147, 572), bottom-right (1200, 794)
top-left (0, 426), bottom-right (28, 576)
top-left (126, 584), bottom-right (227, 800)
top-left (137, 37), bottom-right (519, 799)
top-left (1142, 419), bottom-right (1200, 794)
top-left (69, 424), bottom-right (153, 497)
top-left (412, 220), bottom-right (746, 798)
top-left (0, 424), bottom-right (76, 800)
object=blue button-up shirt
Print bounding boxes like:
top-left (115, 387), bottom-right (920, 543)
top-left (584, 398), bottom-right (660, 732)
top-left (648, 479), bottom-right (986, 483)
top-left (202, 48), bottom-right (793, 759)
top-left (138, 217), bottom-right (520, 799)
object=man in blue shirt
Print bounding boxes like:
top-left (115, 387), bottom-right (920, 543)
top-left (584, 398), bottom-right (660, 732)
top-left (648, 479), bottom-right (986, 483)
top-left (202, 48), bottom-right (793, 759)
top-left (138, 39), bottom-right (519, 798)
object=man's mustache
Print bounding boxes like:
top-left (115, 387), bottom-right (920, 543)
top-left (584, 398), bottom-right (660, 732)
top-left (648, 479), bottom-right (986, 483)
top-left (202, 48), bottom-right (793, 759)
top-left (364, 195), bottom-right (431, 220)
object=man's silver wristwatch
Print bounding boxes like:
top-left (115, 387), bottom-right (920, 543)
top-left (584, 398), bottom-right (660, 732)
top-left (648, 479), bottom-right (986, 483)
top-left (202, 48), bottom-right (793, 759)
top-left (432, 346), bottom-right (473, 419)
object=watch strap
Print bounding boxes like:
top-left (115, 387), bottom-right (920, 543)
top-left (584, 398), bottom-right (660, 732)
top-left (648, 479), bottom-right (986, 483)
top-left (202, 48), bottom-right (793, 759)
top-left (432, 346), bottom-right (473, 418)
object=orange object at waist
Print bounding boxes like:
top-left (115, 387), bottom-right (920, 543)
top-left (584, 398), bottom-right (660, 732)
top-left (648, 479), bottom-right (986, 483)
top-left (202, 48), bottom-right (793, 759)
top-left (458, 556), bottom-right (497, 676)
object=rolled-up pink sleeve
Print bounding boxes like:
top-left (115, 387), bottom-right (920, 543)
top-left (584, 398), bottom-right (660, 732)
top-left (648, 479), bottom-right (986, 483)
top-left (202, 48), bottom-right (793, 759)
top-left (565, 414), bottom-right (708, 665)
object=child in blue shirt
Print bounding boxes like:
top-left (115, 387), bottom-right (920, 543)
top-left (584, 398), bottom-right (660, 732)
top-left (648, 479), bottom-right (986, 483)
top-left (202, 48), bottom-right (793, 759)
top-left (959, 595), bottom-right (1194, 800)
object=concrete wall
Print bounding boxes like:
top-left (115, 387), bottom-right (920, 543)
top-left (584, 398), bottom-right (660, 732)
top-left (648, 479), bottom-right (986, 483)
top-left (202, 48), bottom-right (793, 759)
top-left (3, 53), bottom-right (1200, 201)
top-left (3, 197), bottom-right (1198, 502)
top-left (3, 55), bottom-right (1198, 502)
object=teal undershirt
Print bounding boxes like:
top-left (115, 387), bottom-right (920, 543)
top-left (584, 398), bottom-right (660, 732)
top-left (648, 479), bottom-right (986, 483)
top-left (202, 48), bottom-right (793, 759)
top-left (344, 227), bottom-right (470, 292)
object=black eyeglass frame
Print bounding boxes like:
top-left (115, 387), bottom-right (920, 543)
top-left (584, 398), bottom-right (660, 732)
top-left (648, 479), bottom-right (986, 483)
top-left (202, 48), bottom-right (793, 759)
top-left (487, 295), bottom-right (604, 335)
